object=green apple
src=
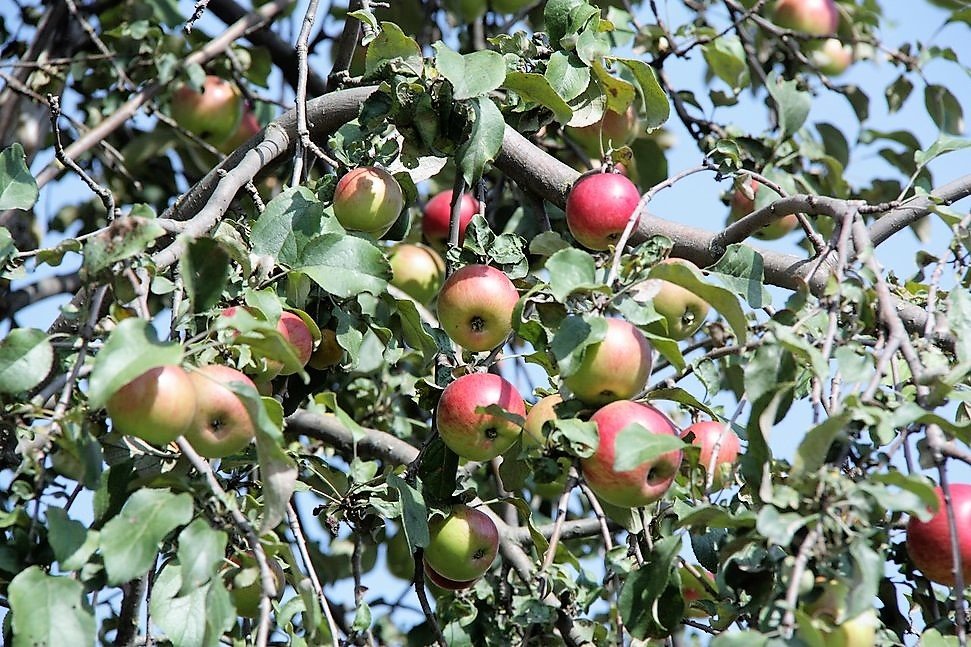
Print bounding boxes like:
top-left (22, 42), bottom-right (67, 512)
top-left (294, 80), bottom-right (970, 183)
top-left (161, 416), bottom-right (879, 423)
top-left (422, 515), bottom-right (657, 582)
top-left (812, 38), bottom-right (853, 75)
top-left (389, 243), bottom-right (445, 304)
top-left (424, 504), bottom-right (499, 582)
top-left (437, 264), bottom-right (519, 352)
top-left (523, 394), bottom-right (562, 448)
top-left (437, 372), bottom-right (526, 461)
top-left (826, 610), bottom-right (879, 647)
top-left (226, 552), bottom-right (285, 618)
top-left (443, 0), bottom-right (487, 23)
top-left (308, 329), bottom-right (344, 370)
top-left (387, 528), bottom-right (416, 581)
top-left (184, 364), bottom-right (257, 458)
top-left (564, 318), bottom-right (653, 405)
top-left (106, 365), bottom-right (197, 446)
top-left (728, 179), bottom-right (799, 240)
top-left (332, 166), bottom-right (404, 236)
top-left (650, 258), bottom-right (710, 340)
top-left (170, 75), bottom-right (243, 145)
top-left (491, 0), bottom-right (537, 14)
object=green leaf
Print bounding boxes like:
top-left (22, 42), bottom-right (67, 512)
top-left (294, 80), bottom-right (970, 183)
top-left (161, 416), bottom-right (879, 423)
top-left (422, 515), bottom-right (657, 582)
top-left (545, 0), bottom-right (598, 46)
top-left (0, 226), bottom-right (15, 266)
top-left (82, 216), bottom-right (165, 277)
top-left (416, 436), bottom-right (459, 505)
top-left (149, 560), bottom-right (236, 647)
top-left (545, 51), bottom-right (590, 103)
top-left (618, 535), bottom-right (682, 639)
top-left (353, 601), bottom-right (372, 632)
top-left (645, 387), bottom-right (717, 419)
top-left (648, 260), bottom-right (748, 344)
top-left (292, 233), bottom-right (390, 298)
top-left (251, 396), bottom-right (297, 533)
top-left (181, 237), bottom-right (230, 314)
top-left (706, 244), bottom-right (771, 308)
top-left (387, 473), bottom-right (429, 552)
top-left (867, 472), bottom-right (940, 521)
top-left (251, 186), bottom-right (327, 266)
top-left (9, 566), bottom-right (95, 647)
top-left (46, 508), bottom-right (98, 571)
top-left (925, 84), bottom-right (964, 135)
top-left (701, 37), bottom-right (749, 92)
top-left (0, 328), bottom-right (53, 394)
top-left (550, 418), bottom-right (599, 459)
top-left (612, 423), bottom-right (685, 472)
top-left (0, 143), bottom-right (38, 211)
top-left (914, 134), bottom-right (971, 168)
top-left (766, 72), bottom-right (811, 140)
top-left (100, 488), bottom-right (193, 584)
top-left (503, 71), bottom-right (573, 124)
top-left (88, 318), bottom-right (184, 409)
top-left (545, 247), bottom-right (601, 302)
top-left (756, 507), bottom-right (813, 546)
top-left (433, 43), bottom-right (505, 100)
top-left (551, 314), bottom-right (607, 378)
top-left (177, 519), bottom-right (228, 596)
top-left (711, 631), bottom-right (769, 647)
top-left (365, 21), bottom-right (423, 78)
top-left (455, 96), bottom-right (506, 186)
top-left (791, 413), bottom-right (850, 478)
top-left (611, 57), bottom-right (670, 132)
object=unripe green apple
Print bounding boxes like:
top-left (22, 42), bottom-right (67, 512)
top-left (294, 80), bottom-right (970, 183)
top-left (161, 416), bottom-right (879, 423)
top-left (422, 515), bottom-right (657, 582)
top-left (437, 372), bottom-right (526, 461)
top-left (184, 365), bottom-right (257, 458)
top-left (650, 258), bottom-right (710, 340)
top-left (389, 243), bottom-right (445, 304)
top-left (443, 0), bottom-right (487, 23)
top-left (564, 318), bottom-right (653, 406)
top-left (225, 552), bottom-right (286, 618)
top-left (581, 400), bottom-right (682, 508)
top-left (826, 609), bottom-right (879, 647)
top-left (491, 0), bottom-right (534, 13)
top-left (566, 171), bottom-right (641, 250)
top-left (106, 365), bottom-right (197, 446)
top-left (387, 529), bottom-right (416, 581)
top-left (906, 483), bottom-right (971, 585)
top-left (422, 190), bottom-right (479, 245)
top-left (812, 38), bottom-right (853, 76)
top-left (773, 0), bottom-right (838, 35)
top-left (332, 166), bottom-right (404, 237)
top-left (728, 179), bottom-right (799, 240)
top-left (424, 504), bottom-right (499, 582)
top-left (565, 105), bottom-right (640, 158)
top-left (171, 75), bottom-right (243, 145)
top-left (682, 420), bottom-right (741, 488)
top-left (437, 264), bottom-right (519, 352)
top-left (308, 329), bottom-right (344, 370)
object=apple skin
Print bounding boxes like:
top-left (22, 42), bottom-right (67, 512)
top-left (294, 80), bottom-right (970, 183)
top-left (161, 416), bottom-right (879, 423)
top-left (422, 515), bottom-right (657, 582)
top-left (389, 243), bottom-right (446, 304)
top-left (437, 372), bottom-right (526, 461)
top-left (564, 318), bottom-right (653, 406)
top-left (651, 258), bottom-right (710, 340)
top-left (422, 190), bottom-right (479, 245)
top-left (171, 75), bottom-right (243, 145)
top-left (773, 0), bottom-right (838, 35)
top-left (812, 38), bottom-right (853, 76)
top-left (565, 105), bottom-right (640, 158)
top-left (184, 365), bottom-right (258, 458)
top-left (566, 172), bottom-right (641, 251)
top-left (581, 400), bottom-right (682, 508)
top-left (443, 0), bottom-right (487, 22)
top-left (276, 311), bottom-right (314, 375)
top-left (827, 610), bottom-right (878, 647)
top-left (523, 394), bottom-right (562, 448)
top-left (226, 553), bottom-right (286, 619)
top-left (307, 329), bottom-right (344, 370)
top-left (906, 483), bottom-right (971, 586)
top-left (216, 108), bottom-right (261, 154)
top-left (332, 166), bottom-right (404, 236)
top-left (423, 559), bottom-right (476, 591)
top-left (437, 264), bottom-right (519, 352)
top-left (729, 179), bottom-right (799, 240)
top-left (682, 420), bottom-right (741, 488)
top-left (106, 365), bottom-right (197, 446)
top-left (424, 504), bottom-right (499, 582)
top-left (491, 0), bottom-right (534, 13)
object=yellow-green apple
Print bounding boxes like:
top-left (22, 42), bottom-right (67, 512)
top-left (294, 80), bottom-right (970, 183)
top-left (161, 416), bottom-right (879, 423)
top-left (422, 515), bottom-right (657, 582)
top-left (564, 318), bottom-right (653, 405)
top-left (217, 107), bottom-right (261, 154)
top-left (424, 504), bottom-right (499, 581)
top-left (812, 38), bottom-right (853, 75)
top-left (437, 264), bottom-right (519, 352)
top-left (332, 166), bottom-right (404, 237)
top-left (651, 258), bottom-right (710, 339)
top-left (728, 179), bottom-right (799, 240)
top-left (826, 609), bottom-right (879, 647)
top-left (308, 329), bottom-right (344, 370)
top-left (906, 483), bottom-right (971, 585)
top-left (772, 0), bottom-right (838, 35)
top-left (565, 105), bottom-right (640, 158)
top-left (581, 400), bottom-right (682, 508)
top-left (436, 372), bottom-right (526, 461)
top-left (682, 420), bottom-right (741, 488)
top-left (523, 394), bottom-right (563, 448)
top-left (565, 171), bottom-right (641, 250)
top-left (422, 190), bottom-right (479, 245)
top-left (389, 243), bottom-right (445, 304)
top-left (491, 0), bottom-right (535, 13)
top-left (184, 365), bottom-right (258, 458)
top-left (225, 552), bottom-right (286, 618)
top-left (423, 559), bottom-right (476, 591)
top-left (170, 75), bottom-right (243, 145)
top-left (106, 365), bottom-right (197, 445)
top-left (443, 0), bottom-right (487, 22)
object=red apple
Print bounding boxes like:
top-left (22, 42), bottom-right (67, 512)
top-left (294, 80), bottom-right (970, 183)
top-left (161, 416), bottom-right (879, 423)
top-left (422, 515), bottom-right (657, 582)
top-left (275, 311), bottom-right (314, 375)
top-left (651, 258), bottom-right (710, 340)
top-left (217, 107), bottom-right (261, 154)
top-left (581, 400), bottom-right (682, 508)
top-left (523, 394), bottom-right (563, 448)
top-left (389, 243), bottom-right (445, 304)
top-left (106, 365), bottom-right (197, 446)
top-left (564, 318), bottom-right (653, 406)
top-left (773, 0), bottom-right (838, 35)
top-left (422, 190), bottom-right (479, 245)
top-left (812, 38), bottom-right (853, 76)
top-left (680, 566), bottom-right (716, 617)
top-left (423, 559), bottom-right (476, 591)
top-left (437, 372), bottom-right (526, 461)
top-left (437, 264), bottom-right (519, 352)
top-left (682, 420), bottom-right (741, 488)
top-left (728, 179), bottom-right (799, 240)
top-left (565, 172), bottom-right (641, 251)
top-left (906, 484), bottom-right (971, 586)
top-left (308, 329), bottom-right (344, 370)
top-left (332, 166), bottom-right (404, 237)
top-left (184, 365), bottom-right (258, 458)
top-left (565, 105), bottom-right (640, 158)
top-left (225, 552), bottom-right (286, 618)
top-left (424, 504), bottom-right (499, 582)
top-left (170, 75), bottom-right (243, 145)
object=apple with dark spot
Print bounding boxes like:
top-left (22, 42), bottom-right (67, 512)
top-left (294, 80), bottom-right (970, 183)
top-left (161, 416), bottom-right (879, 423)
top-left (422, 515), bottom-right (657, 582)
top-left (424, 504), bottom-right (499, 582)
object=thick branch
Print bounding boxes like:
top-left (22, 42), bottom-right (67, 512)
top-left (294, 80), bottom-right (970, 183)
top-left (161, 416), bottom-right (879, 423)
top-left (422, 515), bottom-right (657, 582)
top-left (870, 173), bottom-right (971, 246)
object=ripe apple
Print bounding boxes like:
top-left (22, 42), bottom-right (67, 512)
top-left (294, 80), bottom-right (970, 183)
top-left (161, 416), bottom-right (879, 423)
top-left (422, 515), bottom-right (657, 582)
top-left (523, 394), bottom-right (563, 448)
top-left (226, 552), bottom-right (286, 618)
top-left (216, 107), bottom-right (261, 154)
top-left (184, 365), bottom-right (258, 458)
top-left (651, 258), bottom-right (710, 340)
top-left (221, 307), bottom-right (313, 376)
top-left (389, 243), bottom-right (445, 304)
top-left (564, 318), bottom-right (653, 406)
top-left (332, 166), bottom-right (404, 237)
top-left (682, 420), bottom-right (741, 488)
top-left (106, 365), bottom-right (197, 445)
top-left (728, 179), bottom-right (799, 240)
top-left (308, 329), bottom-right (344, 370)
top-left (491, 0), bottom-right (534, 13)
top-left (680, 566), bottom-right (716, 617)
top-left (170, 75), bottom-right (243, 145)
top-left (580, 400), bottom-right (682, 508)
top-left (565, 105), bottom-right (640, 158)
top-left (565, 171), bottom-right (641, 250)
top-left (906, 483), bottom-right (971, 586)
top-left (422, 190), bottom-right (479, 245)
top-left (424, 504), bottom-right (499, 582)
top-left (437, 264), bottom-right (519, 352)
top-left (772, 0), bottom-right (838, 35)
top-left (423, 559), bottom-right (476, 591)
top-left (812, 38), bottom-right (853, 76)
top-left (443, 0), bottom-right (487, 23)
top-left (437, 372), bottom-right (526, 461)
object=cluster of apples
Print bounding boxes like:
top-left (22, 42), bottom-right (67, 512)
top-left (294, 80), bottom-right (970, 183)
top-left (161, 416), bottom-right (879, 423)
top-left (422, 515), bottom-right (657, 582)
top-left (170, 75), bottom-right (262, 154)
top-left (773, 0), bottom-right (853, 76)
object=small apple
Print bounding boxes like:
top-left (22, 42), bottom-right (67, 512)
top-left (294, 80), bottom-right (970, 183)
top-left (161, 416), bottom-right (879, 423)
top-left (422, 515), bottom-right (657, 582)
top-left (906, 483), bottom-right (971, 586)
top-left (221, 307), bottom-right (313, 376)
top-left (826, 609), bottom-right (878, 647)
top-left (443, 0), bottom-right (487, 23)
top-left (437, 372), bottom-right (526, 461)
top-left (226, 552), bottom-right (286, 618)
top-left (523, 394), bottom-right (563, 448)
top-left (308, 329), bottom-right (344, 370)
top-left (565, 105), bottom-right (640, 158)
top-left (184, 365), bottom-right (258, 458)
top-left (217, 107), bottom-right (261, 154)
top-left (170, 75), bottom-right (243, 145)
top-left (490, 0), bottom-right (534, 13)
top-left (564, 318), bottom-right (653, 406)
top-left (728, 179), bottom-right (799, 240)
top-left (424, 504), bottom-right (499, 582)
top-left (422, 190), bottom-right (479, 245)
top-left (812, 38), bottom-right (853, 76)
top-left (332, 166), bottom-right (404, 236)
top-left (437, 264), bottom-right (519, 352)
top-left (565, 172), bottom-right (641, 251)
top-left (106, 365), bottom-right (197, 446)
top-left (389, 243), bottom-right (446, 304)
top-left (651, 258), bottom-right (710, 340)
top-left (581, 400), bottom-right (682, 508)
top-left (682, 420), bottom-right (741, 488)
top-left (423, 559), bottom-right (476, 591)
top-left (773, 0), bottom-right (838, 35)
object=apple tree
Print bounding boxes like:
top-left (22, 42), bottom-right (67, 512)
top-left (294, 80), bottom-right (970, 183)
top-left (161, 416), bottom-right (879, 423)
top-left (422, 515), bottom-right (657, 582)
top-left (1, 0), bottom-right (971, 645)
